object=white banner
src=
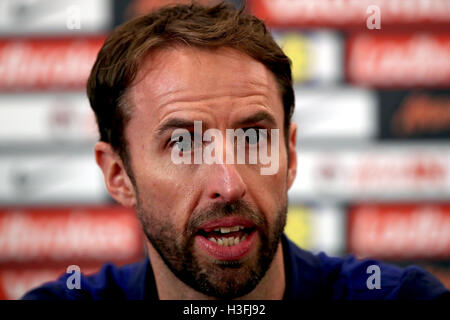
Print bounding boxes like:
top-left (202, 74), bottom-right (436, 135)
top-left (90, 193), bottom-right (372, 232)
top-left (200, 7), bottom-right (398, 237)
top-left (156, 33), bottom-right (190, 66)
top-left (292, 87), bottom-right (377, 140)
top-left (0, 0), bottom-right (111, 35)
top-left (289, 145), bottom-right (450, 201)
top-left (0, 93), bottom-right (98, 143)
top-left (0, 153), bottom-right (107, 204)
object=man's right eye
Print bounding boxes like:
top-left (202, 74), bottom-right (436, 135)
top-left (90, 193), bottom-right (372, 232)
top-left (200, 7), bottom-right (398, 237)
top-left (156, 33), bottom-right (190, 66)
top-left (172, 137), bottom-right (193, 152)
top-left (169, 132), bottom-right (199, 152)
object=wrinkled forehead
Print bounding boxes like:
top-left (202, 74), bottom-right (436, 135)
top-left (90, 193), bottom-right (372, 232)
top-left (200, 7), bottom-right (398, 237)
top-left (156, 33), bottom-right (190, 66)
top-left (128, 45), bottom-right (283, 117)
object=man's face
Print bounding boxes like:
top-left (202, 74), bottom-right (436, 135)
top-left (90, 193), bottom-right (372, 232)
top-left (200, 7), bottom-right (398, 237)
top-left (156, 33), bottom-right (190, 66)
top-left (124, 46), bottom-right (296, 298)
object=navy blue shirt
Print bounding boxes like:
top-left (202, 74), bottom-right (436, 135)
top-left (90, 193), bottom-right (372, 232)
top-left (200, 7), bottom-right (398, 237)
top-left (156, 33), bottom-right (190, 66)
top-left (22, 235), bottom-right (449, 300)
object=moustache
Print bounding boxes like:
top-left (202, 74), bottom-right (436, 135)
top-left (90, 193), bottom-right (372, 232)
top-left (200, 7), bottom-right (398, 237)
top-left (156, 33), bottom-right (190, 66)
top-left (185, 199), bottom-right (266, 238)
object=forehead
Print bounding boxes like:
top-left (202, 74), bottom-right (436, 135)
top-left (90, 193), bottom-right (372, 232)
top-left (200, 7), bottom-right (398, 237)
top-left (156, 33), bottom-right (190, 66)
top-left (128, 45), bottom-right (283, 123)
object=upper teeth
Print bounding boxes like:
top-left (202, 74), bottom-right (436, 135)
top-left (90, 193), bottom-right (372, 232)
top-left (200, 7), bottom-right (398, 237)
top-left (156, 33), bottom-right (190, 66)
top-left (208, 235), bottom-right (247, 246)
top-left (213, 226), bottom-right (244, 233)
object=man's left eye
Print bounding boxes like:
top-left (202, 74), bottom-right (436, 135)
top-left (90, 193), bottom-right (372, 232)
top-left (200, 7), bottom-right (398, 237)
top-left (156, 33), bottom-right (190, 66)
top-left (243, 127), bottom-right (267, 145)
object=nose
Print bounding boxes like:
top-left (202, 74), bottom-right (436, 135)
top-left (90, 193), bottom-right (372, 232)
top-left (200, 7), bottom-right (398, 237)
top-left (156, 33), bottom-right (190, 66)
top-left (204, 163), bottom-right (246, 203)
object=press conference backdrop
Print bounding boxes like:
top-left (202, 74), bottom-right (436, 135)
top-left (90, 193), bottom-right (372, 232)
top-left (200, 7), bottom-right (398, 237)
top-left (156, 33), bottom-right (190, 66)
top-left (0, 0), bottom-right (449, 299)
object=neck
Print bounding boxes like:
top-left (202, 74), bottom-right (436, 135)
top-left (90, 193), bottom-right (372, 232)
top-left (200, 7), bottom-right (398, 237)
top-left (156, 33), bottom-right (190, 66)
top-left (147, 241), bottom-right (285, 300)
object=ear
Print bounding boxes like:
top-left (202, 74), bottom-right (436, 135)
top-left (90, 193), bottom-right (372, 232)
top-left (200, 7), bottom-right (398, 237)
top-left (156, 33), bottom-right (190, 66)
top-left (286, 122), bottom-right (297, 190)
top-left (94, 141), bottom-right (137, 208)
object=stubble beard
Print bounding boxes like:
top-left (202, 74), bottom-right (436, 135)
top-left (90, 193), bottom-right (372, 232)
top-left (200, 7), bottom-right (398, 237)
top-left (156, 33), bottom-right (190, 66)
top-left (136, 196), bottom-right (287, 299)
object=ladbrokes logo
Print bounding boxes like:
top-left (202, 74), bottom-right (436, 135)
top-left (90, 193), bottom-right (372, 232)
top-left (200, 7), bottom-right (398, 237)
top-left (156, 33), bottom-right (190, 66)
top-left (392, 93), bottom-right (450, 136)
top-left (348, 34), bottom-right (450, 86)
top-left (0, 38), bottom-right (103, 90)
top-left (0, 208), bottom-right (143, 263)
top-left (170, 121), bottom-right (280, 175)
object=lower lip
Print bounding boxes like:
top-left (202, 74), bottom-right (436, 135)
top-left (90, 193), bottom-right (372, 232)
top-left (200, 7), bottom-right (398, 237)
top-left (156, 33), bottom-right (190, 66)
top-left (195, 230), bottom-right (257, 261)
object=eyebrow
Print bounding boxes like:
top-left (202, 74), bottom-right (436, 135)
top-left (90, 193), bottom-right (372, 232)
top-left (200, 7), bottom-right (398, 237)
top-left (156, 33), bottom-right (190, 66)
top-left (155, 110), bottom-right (278, 137)
top-left (156, 118), bottom-right (196, 137)
top-left (234, 110), bottom-right (277, 128)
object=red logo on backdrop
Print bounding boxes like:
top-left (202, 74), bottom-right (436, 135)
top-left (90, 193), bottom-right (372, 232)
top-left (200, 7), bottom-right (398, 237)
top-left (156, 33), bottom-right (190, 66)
top-left (347, 34), bottom-right (450, 87)
top-left (355, 157), bottom-right (447, 187)
top-left (392, 94), bottom-right (450, 136)
top-left (348, 204), bottom-right (450, 259)
top-left (0, 267), bottom-right (100, 300)
top-left (0, 37), bottom-right (105, 90)
top-left (0, 206), bottom-right (144, 266)
top-left (0, 206), bottom-right (144, 300)
top-left (249, 0), bottom-right (450, 28)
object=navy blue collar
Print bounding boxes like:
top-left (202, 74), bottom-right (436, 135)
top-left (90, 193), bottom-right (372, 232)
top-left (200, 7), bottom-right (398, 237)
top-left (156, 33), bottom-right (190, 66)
top-left (281, 234), bottom-right (324, 299)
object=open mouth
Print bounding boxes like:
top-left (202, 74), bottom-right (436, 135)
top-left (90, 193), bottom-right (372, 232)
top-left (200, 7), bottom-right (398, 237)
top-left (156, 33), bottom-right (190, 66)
top-left (197, 225), bottom-right (256, 246)
top-left (194, 217), bottom-right (258, 261)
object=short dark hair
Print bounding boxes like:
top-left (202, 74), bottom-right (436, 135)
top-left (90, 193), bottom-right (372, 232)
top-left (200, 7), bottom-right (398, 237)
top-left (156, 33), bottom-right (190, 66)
top-left (87, 2), bottom-right (294, 167)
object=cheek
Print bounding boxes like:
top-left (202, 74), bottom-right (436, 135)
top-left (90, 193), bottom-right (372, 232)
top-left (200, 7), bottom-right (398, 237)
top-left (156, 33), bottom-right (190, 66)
top-left (248, 160), bottom-right (288, 219)
top-left (264, 172), bottom-right (288, 203)
top-left (263, 144), bottom-right (288, 190)
top-left (127, 129), bottom-right (199, 226)
top-left (134, 164), bottom-right (197, 228)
